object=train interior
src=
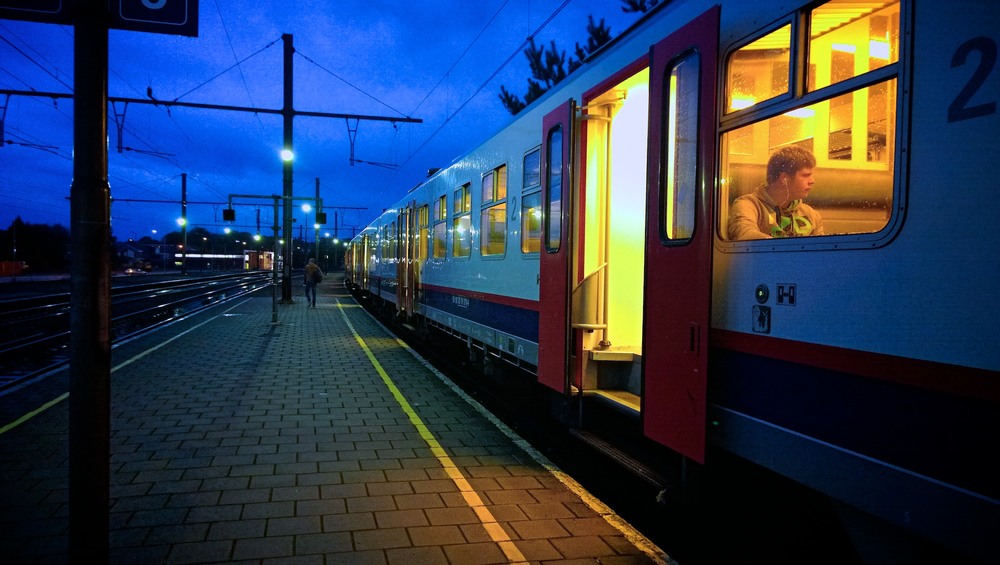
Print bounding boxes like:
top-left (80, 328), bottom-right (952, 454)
top-left (572, 67), bottom-right (650, 415)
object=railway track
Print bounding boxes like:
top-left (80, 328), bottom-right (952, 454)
top-left (0, 272), bottom-right (272, 393)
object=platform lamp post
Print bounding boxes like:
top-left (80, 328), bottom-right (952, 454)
top-left (177, 216), bottom-right (187, 275)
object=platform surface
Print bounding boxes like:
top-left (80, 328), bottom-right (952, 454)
top-left (0, 274), bottom-right (668, 564)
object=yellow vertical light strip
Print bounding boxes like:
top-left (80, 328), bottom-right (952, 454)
top-left (336, 300), bottom-right (528, 565)
top-left (665, 71), bottom-right (679, 240)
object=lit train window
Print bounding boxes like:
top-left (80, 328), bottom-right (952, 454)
top-left (662, 54), bottom-right (699, 242)
top-left (481, 165), bottom-right (507, 257)
top-left (452, 184), bottom-right (471, 258)
top-left (432, 194), bottom-right (447, 259)
top-left (726, 24), bottom-right (790, 114)
top-left (545, 126), bottom-right (563, 252)
top-left (521, 192), bottom-right (542, 254)
top-left (417, 205), bottom-right (429, 262)
top-left (720, 0), bottom-right (899, 243)
top-left (808, 0), bottom-right (899, 92)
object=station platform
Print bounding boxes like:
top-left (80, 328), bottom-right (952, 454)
top-left (0, 273), bottom-right (669, 564)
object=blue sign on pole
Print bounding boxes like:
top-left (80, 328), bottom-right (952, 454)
top-left (114, 0), bottom-right (198, 36)
top-left (0, 0), bottom-right (199, 36)
top-left (0, 0), bottom-right (71, 24)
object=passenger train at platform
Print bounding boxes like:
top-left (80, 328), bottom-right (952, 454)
top-left (346, 0), bottom-right (998, 560)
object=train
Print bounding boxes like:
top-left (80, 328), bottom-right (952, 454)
top-left (344, 0), bottom-right (998, 561)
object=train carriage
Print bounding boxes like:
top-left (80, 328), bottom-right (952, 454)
top-left (346, 0), bottom-right (999, 560)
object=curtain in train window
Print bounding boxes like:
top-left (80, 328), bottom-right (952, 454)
top-left (662, 54), bottom-right (699, 242)
top-left (545, 126), bottom-right (563, 252)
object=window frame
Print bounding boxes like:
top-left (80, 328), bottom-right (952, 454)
top-left (717, 0), bottom-right (908, 252)
top-left (480, 164), bottom-right (508, 259)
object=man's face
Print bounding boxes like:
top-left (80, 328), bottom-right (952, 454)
top-left (785, 167), bottom-right (815, 201)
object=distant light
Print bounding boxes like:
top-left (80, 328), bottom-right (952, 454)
top-left (313, 223), bottom-right (320, 230)
top-left (280, 149), bottom-right (294, 162)
top-left (176, 217), bottom-right (187, 227)
top-left (224, 227), bottom-right (232, 234)
top-left (254, 234), bottom-right (262, 241)
top-left (324, 232), bottom-right (331, 238)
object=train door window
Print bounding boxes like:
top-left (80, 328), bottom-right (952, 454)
top-left (522, 148), bottom-right (542, 254)
top-left (481, 164), bottom-right (507, 257)
top-left (720, 0), bottom-right (900, 243)
top-left (545, 125), bottom-right (563, 252)
top-left (417, 204), bottom-right (429, 263)
top-left (452, 183), bottom-right (472, 258)
top-left (662, 54), bottom-right (700, 242)
top-left (432, 194), bottom-right (447, 259)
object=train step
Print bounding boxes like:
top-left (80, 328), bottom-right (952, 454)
top-left (569, 428), bottom-right (670, 497)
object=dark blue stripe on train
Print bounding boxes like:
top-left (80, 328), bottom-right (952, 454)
top-left (422, 286), bottom-right (539, 343)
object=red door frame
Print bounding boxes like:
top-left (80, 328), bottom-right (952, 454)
top-left (642, 6), bottom-right (719, 464)
top-left (538, 100), bottom-right (575, 392)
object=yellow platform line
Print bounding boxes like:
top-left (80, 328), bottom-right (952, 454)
top-left (336, 300), bottom-right (528, 564)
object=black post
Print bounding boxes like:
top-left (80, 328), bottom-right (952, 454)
top-left (181, 172), bottom-right (187, 275)
top-left (69, 2), bottom-right (110, 561)
top-left (280, 33), bottom-right (294, 302)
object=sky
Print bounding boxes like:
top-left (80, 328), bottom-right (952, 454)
top-left (0, 0), bottom-right (642, 244)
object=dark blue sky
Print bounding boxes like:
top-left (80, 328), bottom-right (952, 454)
top-left (0, 1), bottom-right (639, 242)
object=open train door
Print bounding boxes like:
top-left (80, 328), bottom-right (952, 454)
top-left (642, 6), bottom-right (719, 464)
top-left (538, 100), bottom-right (576, 392)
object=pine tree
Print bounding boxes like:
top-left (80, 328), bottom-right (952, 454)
top-left (499, 17), bottom-right (613, 115)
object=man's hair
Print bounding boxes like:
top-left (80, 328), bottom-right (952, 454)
top-left (767, 146), bottom-right (816, 184)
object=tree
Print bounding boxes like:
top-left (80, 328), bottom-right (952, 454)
top-left (0, 217), bottom-right (71, 272)
top-left (621, 0), bottom-right (660, 13)
top-left (499, 16), bottom-right (613, 115)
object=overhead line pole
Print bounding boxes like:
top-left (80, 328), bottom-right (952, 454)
top-left (281, 34), bottom-right (294, 303)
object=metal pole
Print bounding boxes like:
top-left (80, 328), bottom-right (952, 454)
top-left (272, 196), bottom-right (280, 324)
top-left (69, 3), bottom-right (110, 561)
top-left (314, 177), bottom-right (320, 260)
top-left (280, 33), bottom-right (294, 303)
top-left (181, 172), bottom-right (187, 275)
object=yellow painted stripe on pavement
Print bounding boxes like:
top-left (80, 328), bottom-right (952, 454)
top-left (336, 300), bottom-right (528, 565)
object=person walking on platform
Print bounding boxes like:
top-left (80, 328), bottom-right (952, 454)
top-left (303, 257), bottom-right (323, 307)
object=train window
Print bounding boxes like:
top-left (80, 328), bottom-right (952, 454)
top-left (545, 126), bottom-right (563, 252)
top-left (662, 54), bottom-right (699, 242)
top-left (481, 164), bottom-right (507, 204)
top-left (432, 194), bottom-right (447, 259)
top-left (808, 0), bottom-right (899, 93)
top-left (452, 184), bottom-right (471, 258)
top-left (481, 205), bottom-right (506, 257)
top-left (726, 24), bottom-right (791, 114)
top-left (387, 221), bottom-right (397, 263)
top-left (417, 205), bottom-right (429, 262)
top-left (523, 148), bottom-right (540, 189)
top-left (521, 191), bottom-right (542, 254)
top-left (481, 165), bottom-right (507, 257)
top-left (720, 0), bottom-right (899, 243)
